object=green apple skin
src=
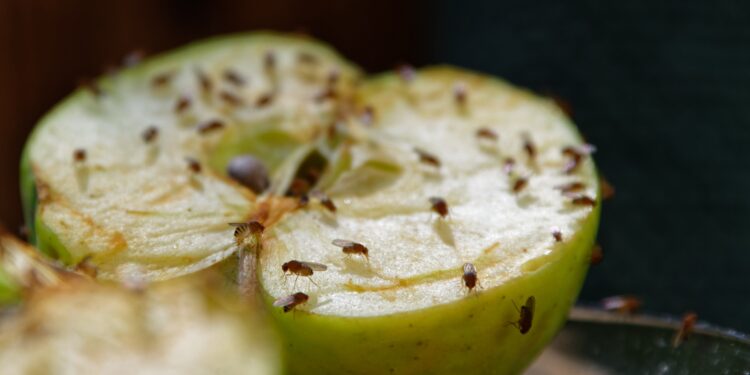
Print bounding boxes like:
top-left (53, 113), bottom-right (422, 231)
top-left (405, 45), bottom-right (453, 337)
top-left (264, 204), bottom-right (599, 375)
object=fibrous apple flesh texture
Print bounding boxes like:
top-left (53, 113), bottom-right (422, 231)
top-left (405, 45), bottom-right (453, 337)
top-left (22, 33), bottom-right (600, 374)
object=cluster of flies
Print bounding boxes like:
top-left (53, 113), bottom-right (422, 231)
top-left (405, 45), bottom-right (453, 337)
top-left (72, 53), bottom-right (610, 337)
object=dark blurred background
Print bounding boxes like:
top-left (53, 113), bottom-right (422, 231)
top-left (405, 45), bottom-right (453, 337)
top-left (1, 1), bottom-right (748, 331)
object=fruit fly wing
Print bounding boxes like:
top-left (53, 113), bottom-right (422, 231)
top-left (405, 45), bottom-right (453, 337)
top-left (332, 239), bottom-right (354, 247)
top-left (525, 296), bottom-right (536, 314)
top-left (301, 261), bottom-right (328, 271)
top-left (273, 294), bottom-right (297, 307)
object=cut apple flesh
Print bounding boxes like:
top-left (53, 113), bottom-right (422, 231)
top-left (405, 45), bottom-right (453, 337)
top-left (21, 33), bottom-right (600, 374)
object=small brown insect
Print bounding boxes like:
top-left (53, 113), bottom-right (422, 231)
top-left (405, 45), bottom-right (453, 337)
top-left (571, 195), bottom-right (597, 207)
top-left (590, 244), bottom-right (604, 265)
top-left (415, 148), bottom-right (441, 167)
top-left (397, 64), bottom-right (416, 82)
top-left (601, 295), bottom-right (642, 314)
top-left (141, 126), bottom-right (159, 143)
top-left (195, 68), bottom-right (212, 93)
top-left (219, 90), bottom-right (244, 106)
top-left (551, 227), bottom-right (563, 242)
top-left (185, 157), bottom-right (202, 173)
top-left (429, 197), bottom-right (449, 218)
top-left (282, 260), bottom-right (328, 288)
top-left (229, 221), bottom-right (265, 247)
top-left (174, 96), bottom-right (191, 113)
top-left (462, 263), bottom-right (478, 292)
top-left (197, 119), bottom-right (225, 134)
top-left (311, 191), bottom-right (336, 213)
top-left (332, 239), bottom-right (369, 259)
top-left (256, 93), bottom-right (274, 108)
top-left (453, 82), bottom-right (467, 105)
top-left (561, 144), bottom-right (596, 174)
top-left (503, 158), bottom-right (516, 175)
top-left (600, 176), bottom-right (616, 200)
top-left (223, 69), bottom-right (246, 86)
top-left (512, 177), bottom-right (529, 193)
top-left (297, 52), bottom-right (319, 65)
top-left (151, 72), bottom-right (173, 87)
top-left (509, 296), bottom-right (536, 334)
top-left (522, 133), bottom-right (537, 161)
top-left (555, 182), bottom-right (586, 194)
top-left (79, 79), bottom-right (104, 97)
top-left (273, 292), bottom-right (309, 313)
top-left (672, 312), bottom-right (698, 348)
top-left (73, 149), bottom-right (87, 163)
top-left (476, 128), bottom-right (498, 141)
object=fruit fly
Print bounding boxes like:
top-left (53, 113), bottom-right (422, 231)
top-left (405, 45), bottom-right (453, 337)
top-left (332, 239), bottom-right (369, 260)
top-left (476, 128), bottom-right (498, 141)
top-left (512, 177), bottom-right (528, 193)
top-left (174, 96), bottom-right (191, 114)
top-left (570, 195), bottom-right (597, 207)
top-left (282, 260), bottom-right (328, 288)
top-left (73, 148), bottom-right (87, 163)
top-left (601, 295), bottom-right (642, 314)
top-left (194, 68), bottom-right (212, 94)
top-left (453, 82), bottom-right (467, 105)
top-left (297, 52), bottom-right (319, 65)
top-left (561, 144), bottom-right (596, 174)
top-left (672, 312), bottom-right (698, 348)
top-left (256, 93), bottom-right (274, 108)
top-left (462, 262), bottom-right (478, 292)
top-left (219, 91), bottom-right (244, 106)
top-left (311, 191), bottom-right (336, 213)
top-left (551, 227), bottom-right (562, 242)
top-left (414, 148), bottom-right (441, 168)
top-left (509, 296), bottom-right (536, 334)
top-left (229, 221), bottom-right (265, 247)
top-left (264, 51), bottom-right (276, 71)
top-left (429, 197), bottom-right (449, 218)
top-left (590, 244), bottom-right (603, 265)
top-left (273, 292), bottom-right (309, 313)
top-left (555, 182), bottom-right (585, 194)
top-left (142, 126), bottom-right (159, 144)
top-left (223, 69), bottom-right (246, 86)
top-left (197, 119), bottom-right (225, 134)
top-left (600, 176), bottom-right (616, 200)
top-left (185, 157), bottom-right (202, 173)
top-left (522, 133), bottom-right (536, 162)
top-left (151, 72), bottom-right (173, 87)
top-left (503, 158), bottom-right (516, 175)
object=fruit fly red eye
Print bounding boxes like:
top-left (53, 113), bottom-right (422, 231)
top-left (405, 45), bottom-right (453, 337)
top-left (273, 292), bottom-right (309, 313)
top-left (151, 72), bottom-right (174, 87)
top-left (414, 148), bottom-right (441, 167)
top-left (601, 295), bottom-right (642, 314)
top-left (512, 177), bottom-right (528, 193)
top-left (332, 239), bottom-right (369, 259)
top-left (462, 263), bottom-right (478, 292)
top-left (297, 52), bottom-right (319, 65)
top-left (476, 128), bottom-right (498, 141)
top-left (551, 227), bottom-right (562, 242)
top-left (229, 221), bottom-right (265, 246)
top-left (197, 119), bottom-right (225, 134)
top-left (142, 126), bottom-right (159, 143)
top-left (397, 64), bottom-right (416, 82)
top-left (453, 82), bottom-right (467, 105)
top-left (429, 197), bottom-right (449, 218)
top-left (185, 157), bottom-right (202, 173)
top-left (256, 93), bottom-right (274, 108)
top-left (510, 296), bottom-right (535, 334)
top-left (503, 158), bottom-right (516, 175)
top-left (673, 312), bottom-right (698, 348)
top-left (195, 68), bottom-right (212, 93)
top-left (590, 244), bottom-right (603, 265)
top-left (555, 182), bottom-right (585, 194)
top-left (175, 96), bottom-right (191, 114)
top-left (522, 133), bottom-right (536, 161)
top-left (223, 69), bottom-right (246, 87)
top-left (219, 91), bottom-right (244, 106)
top-left (73, 149), bottom-right (87, 163)
top-left (571, 195), bottom-right (596, 207)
